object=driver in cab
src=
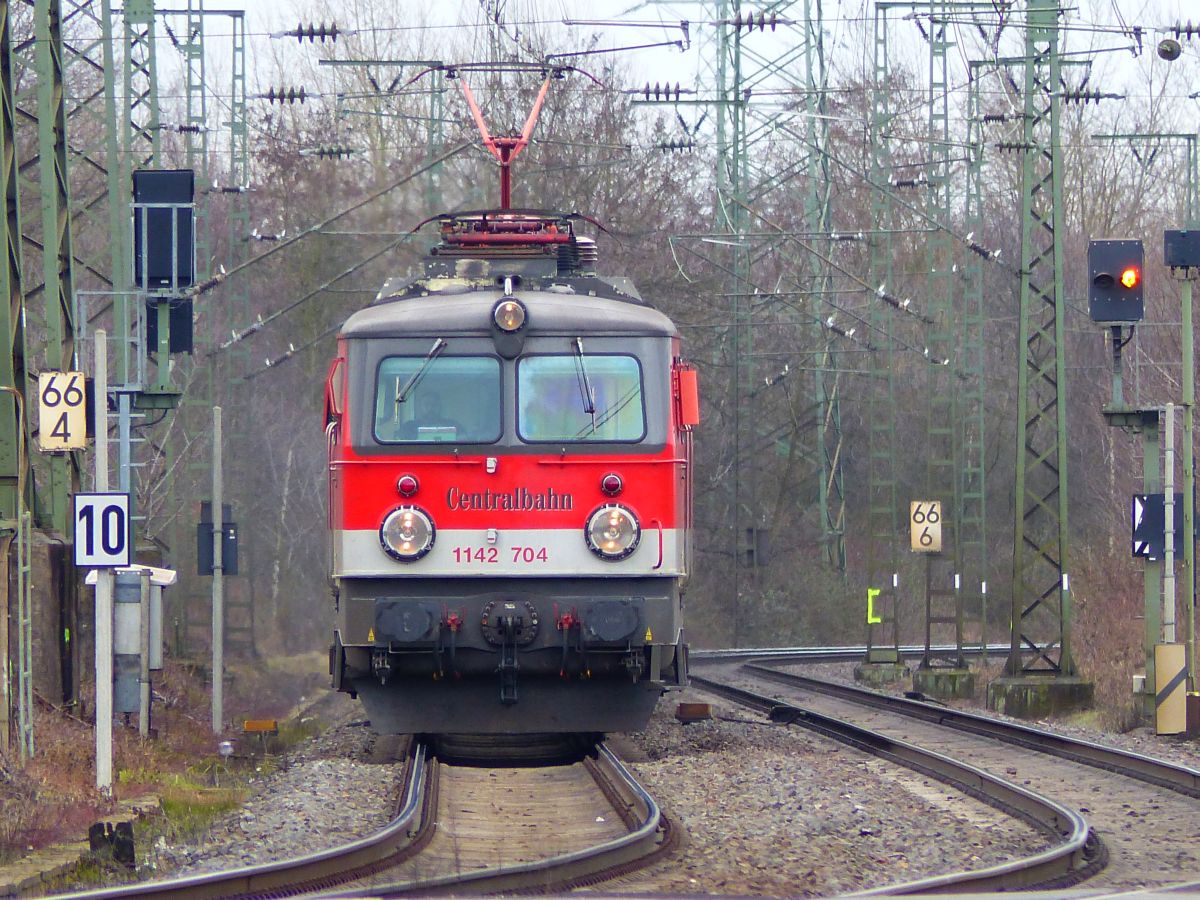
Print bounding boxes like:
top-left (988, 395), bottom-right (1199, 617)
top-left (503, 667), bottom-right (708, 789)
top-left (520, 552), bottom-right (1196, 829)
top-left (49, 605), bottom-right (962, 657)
top-left (402, 392), bottom-right (464, 441)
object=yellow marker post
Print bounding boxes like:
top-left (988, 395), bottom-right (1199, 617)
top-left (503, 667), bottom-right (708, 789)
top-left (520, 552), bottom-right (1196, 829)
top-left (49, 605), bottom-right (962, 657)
top-left (867, 588), bottom-right (882, 624)
top-left (367, 628), bottom-right (375, 642)
top-left (644, 628), bottom-right (653, 641)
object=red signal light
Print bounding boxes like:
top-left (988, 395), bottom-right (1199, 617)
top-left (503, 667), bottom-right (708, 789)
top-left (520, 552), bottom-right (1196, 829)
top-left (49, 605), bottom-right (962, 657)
top-left (600, 473), bottom-right (623, 496)
top-left (1120, 266), bottom-right (1140, 289)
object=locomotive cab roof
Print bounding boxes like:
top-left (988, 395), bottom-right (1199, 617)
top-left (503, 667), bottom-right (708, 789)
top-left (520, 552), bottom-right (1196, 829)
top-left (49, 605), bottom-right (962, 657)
top-left (342, 288), bottom-right (677, 338)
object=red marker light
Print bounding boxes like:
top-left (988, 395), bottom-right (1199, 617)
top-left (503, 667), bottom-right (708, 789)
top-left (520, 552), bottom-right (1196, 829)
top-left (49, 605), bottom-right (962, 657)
top-left (1120, 266), bottom-right (1140, 289)
top-left (397, 474), bottom-right (419, 497)
top-left (601, 473), bottom-right (623, 496)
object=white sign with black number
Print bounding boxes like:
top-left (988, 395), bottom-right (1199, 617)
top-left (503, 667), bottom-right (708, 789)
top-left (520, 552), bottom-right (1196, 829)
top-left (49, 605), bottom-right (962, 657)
top-left (73, 492), bottom-right (131, 567)
top-left (38, 371), bottom-right (87, 450)
top-left (910, 500), bottom-right (943, 553)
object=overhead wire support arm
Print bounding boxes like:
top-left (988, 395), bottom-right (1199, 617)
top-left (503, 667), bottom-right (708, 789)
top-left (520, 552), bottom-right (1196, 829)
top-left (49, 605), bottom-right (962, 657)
top-left (544, 40), bottom-right (687, 59)
top-left (1093, 132), bottom-right (1198, 223)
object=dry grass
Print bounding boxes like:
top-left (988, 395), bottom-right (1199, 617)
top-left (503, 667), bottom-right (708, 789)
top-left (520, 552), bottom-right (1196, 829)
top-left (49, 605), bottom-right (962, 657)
top-left (0, 652), bottom-right (329, 866)
top-left (1071, 546), bottom-right (1144, 732)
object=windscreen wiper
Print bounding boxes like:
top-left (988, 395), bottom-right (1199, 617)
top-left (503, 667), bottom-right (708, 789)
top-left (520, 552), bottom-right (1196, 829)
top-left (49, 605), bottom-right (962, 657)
top-left (573, 337), bottom-right (597, 419)
top-left (396, 338), bottom-right (447, 405)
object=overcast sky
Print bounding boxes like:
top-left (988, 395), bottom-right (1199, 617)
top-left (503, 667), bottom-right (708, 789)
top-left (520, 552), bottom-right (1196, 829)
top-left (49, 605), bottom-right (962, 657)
top-left (221, 1), bottom-right (1200, 99)
top-left (149, 0), bottom-right (1200, 164)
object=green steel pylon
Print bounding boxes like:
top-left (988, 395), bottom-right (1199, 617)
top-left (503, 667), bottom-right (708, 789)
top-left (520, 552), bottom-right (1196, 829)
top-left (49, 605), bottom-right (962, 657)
top-left (959, 62), bottom-right (992, 662)
top-left (7, 1), bottom-right (81, 534)
top-left (0, 1), bottom-right (30, 758)
top-left (220, 9), bottom-right (255, 656)
top-left (641, 2), bottom-right (856, 647)
top-left (706, 0), bottom-right (847, 643)
top-left (863, 2), bottom-right (902, 665)
top-left (34, 0), bottom-right (80, 536)
top-left (0, 0), bottom-right (29, 530)
top-left (1006, 0), bottom-right (1074, 677)
top-left (122, 0), bottom-right (161, 171)
top-left (801, 0), bottom-right (844, 574)
top-left (170, 0), bottom-right (214, 657)
top-left (919, 0), bottom-right (963, 669)
top-left (714, 0), bottom-right (758, 643)
top-left (165, 5), bottom-right (258, 656)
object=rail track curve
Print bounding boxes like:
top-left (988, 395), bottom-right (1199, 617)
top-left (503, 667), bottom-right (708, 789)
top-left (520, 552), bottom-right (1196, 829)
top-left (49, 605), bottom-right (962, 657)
top-left (696, 661), bottom-right (1200, 893)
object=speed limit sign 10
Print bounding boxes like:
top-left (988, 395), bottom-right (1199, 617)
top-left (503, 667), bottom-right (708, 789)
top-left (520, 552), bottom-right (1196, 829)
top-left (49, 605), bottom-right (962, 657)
top-left (910, 500), bottom-right (943, 553)
top-left (37, 371), bottom-right (87, 450)
top-left (73, 492), bottom-right (131, 567)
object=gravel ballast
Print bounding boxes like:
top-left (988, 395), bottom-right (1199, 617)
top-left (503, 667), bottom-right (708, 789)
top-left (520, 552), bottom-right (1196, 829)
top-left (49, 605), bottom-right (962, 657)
top-left (604, 688), bottom-right (1052, 896)
top-left (144, 699), bottom-right (404, 879)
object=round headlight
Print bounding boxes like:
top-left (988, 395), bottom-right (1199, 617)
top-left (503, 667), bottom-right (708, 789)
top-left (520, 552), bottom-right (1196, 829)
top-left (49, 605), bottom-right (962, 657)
top-left (585, 504), bottom-right (640, 560)
top-left (493, 299), bottom-right (526, 332)
top-left (380, 506), bottom-right (435, 561)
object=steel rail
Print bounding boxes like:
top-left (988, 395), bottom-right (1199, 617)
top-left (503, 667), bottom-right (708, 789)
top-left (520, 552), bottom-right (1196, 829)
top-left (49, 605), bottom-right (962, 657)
top-left (744, 664), bottom-right (1200, 798)
top-left (334, 742), bottom-right (673, 897)
top-left (57, 741), bottom-right (433, 900)
top-left (691, 643), bottom-right (1011, 664)
top-left (691, 673), bottom-right (1097, 894)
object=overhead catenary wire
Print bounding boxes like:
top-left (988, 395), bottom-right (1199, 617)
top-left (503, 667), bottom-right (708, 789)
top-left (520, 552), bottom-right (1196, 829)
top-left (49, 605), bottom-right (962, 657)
top-left (182, 141), bottom-right (473, 304)
top-left (213, 233), bottom-right (417, 357)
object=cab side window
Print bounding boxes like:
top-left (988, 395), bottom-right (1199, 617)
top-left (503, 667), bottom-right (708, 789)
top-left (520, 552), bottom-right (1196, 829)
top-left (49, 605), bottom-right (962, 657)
top-left (374, 356), bottom-right (501, 444)
top-left (517, 355), bottom-right (646, 442)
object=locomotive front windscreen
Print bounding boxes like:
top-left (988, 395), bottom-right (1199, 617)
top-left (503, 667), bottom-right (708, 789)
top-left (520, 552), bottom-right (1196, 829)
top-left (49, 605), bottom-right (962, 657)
top-left (374, 355), bottom-right (502, 443)
top-left (517, 354), bottom-right (646, 442)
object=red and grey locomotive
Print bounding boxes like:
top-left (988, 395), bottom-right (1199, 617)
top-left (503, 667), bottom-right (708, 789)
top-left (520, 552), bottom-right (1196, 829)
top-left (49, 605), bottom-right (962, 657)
top-left (325, 209), bottom-right (697, 736)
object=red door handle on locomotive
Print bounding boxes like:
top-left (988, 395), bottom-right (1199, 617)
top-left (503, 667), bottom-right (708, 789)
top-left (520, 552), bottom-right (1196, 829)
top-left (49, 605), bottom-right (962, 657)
top-left (650, 518), bottom-right (663, 570)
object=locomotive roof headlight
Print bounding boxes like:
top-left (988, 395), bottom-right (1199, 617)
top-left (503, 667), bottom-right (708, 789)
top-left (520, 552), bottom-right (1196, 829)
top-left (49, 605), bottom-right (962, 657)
top-left (380, 506), bottom-right (435, 562)
top-left (585, 504), bottom-right (640, 561)
top-left (396, 474), bottom-right (419, 497)
top-left (493, 299), bottom-right (526, 333)
top-left (600, 473), bottom-right (623, 496)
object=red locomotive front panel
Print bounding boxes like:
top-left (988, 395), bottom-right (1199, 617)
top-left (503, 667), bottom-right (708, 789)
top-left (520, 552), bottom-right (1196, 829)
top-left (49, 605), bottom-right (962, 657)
top-left (328, 304), bottom-right (692, 581)
top-left (332, 448), bottom-right (685, 578)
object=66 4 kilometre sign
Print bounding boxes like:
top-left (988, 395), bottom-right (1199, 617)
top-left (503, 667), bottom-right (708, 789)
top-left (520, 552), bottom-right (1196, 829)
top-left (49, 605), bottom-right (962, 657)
top-left (37, 371), bottom-right (87, 450)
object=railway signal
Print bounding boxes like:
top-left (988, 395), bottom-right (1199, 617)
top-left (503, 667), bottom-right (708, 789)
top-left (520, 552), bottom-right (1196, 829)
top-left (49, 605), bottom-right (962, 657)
top-left (1088, 239), bottom-right (1144, 322)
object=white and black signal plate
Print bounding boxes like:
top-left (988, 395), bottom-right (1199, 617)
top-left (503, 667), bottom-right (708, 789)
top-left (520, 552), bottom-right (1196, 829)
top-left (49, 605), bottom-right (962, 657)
top-left (73, 492), bottom-right (131, 567)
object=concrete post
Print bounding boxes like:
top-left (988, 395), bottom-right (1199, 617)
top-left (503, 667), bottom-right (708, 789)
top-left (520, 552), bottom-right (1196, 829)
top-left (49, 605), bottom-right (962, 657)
top-left (94, 331), bottom-right (112, 793)
top-left (1166, 403), bottom-right (1177, 644)
top-left (139, 568), bottom-right (151, 737)
top-left (212, 406), bottom-right (223, 734)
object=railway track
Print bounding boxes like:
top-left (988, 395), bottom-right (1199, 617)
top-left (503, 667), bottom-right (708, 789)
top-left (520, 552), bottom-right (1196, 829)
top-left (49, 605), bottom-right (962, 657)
top-left (339, 743), bottom-right (674, 896)
top-left (695, 662), bottom-right (1200, 893)
top-left (58, 742), bottom-right (671, 900)
top-left (690, 643), bottom-right (1010, 664)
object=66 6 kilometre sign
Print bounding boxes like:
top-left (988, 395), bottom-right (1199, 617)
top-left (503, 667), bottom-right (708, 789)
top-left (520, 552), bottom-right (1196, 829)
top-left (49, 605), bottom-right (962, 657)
top-left (910, 500), bottom-right (942, 553)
